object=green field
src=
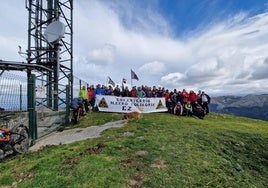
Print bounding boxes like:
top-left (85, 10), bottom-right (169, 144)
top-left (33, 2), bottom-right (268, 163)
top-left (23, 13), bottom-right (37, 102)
top-left (0, 112), bottom-right (267, 187)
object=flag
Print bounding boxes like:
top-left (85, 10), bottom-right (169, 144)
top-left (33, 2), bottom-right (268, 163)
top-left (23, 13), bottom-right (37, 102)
top-left (108, 76), bottom-right (115, 87)
top-left (131, 69), bottom-right (139, 81)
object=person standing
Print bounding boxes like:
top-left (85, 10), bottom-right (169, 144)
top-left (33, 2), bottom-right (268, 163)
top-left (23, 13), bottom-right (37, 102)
top-left (188, 90), bottom-right (197, 104)
top-left (200, 91), bottom-right (211, 114)
top-left (181, 89), bottom-right (189, 105)
top-left (130, 86), bottom-right (137, 97)
top-left (197, 90), bottom-right (202, 105)
top-left (136, 86), bottom-right (146, 98)
top-left (113, 85), bottom-right (121, 96)
top-left (121, 78), bottom-right (127, 93)
top-left (122, 86), bottom-right (130, 97)
top-left (87, 85), bottom-right (95, 110)
top-left (94, 84), bottom-right (105, 96)
top-left (79, 85), bottom-right (89, 112)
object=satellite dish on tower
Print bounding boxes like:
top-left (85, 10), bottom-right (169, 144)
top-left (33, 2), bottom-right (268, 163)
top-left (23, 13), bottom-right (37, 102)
top-left (44, 21), bottom-right (65, 43)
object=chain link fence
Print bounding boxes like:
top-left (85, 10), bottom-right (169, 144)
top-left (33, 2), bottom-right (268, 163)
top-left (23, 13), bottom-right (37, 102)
top-left (73, 75), bottom-right (89, 98)
top-left (0, 71), bottom-right (89, 139)
top-left (0, 71), bottom-right (89, 111)
top-left (0, 72), bottom-right (27, 111)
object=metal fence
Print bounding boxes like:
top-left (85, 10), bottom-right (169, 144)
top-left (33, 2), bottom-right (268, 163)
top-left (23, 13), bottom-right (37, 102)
top-left (0, 71), bottom-right (89, 142)
top-left (0, 71), bottom-right (27, 111)
top-left (73, 75), bottom-right (89, 98)
top-left (0, 71), bottom-right (89, 111)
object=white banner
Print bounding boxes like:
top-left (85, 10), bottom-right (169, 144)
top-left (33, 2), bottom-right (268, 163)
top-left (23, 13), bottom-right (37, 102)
top-left (95, 95), bottom-right (167, 113)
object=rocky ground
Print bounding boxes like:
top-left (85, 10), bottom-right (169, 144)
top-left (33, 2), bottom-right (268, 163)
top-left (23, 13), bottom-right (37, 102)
top-left (29, 120), bottom-right (127, 151)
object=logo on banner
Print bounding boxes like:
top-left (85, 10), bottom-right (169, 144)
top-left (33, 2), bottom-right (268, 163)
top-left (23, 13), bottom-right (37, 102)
top-left (156, 100), bottom-right (165, 109)
top-left (98, 97), bottom-right (108, 108)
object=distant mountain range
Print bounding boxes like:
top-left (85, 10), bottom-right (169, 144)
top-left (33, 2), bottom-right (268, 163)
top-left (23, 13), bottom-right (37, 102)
top-left (210, 94), bottom-right (268, 121)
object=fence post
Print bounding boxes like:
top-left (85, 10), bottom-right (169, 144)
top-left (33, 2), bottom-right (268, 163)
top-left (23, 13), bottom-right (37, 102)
top-left (28, 74), bottom-right (37, 145)
top-left (65, 84), bottom-right (70, 125)
top-left (20, 84), bottom-right (22, 111)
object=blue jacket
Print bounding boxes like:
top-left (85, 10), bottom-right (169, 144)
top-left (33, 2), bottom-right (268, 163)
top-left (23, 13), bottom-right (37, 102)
top-left (94, 88), bottom-right (105, 97)
top-left (70, 97), bottom-right (84, 109)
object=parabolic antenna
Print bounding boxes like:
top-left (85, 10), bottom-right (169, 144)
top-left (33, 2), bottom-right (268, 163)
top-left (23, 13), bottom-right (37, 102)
top-left (44, 21), bottom-right (65, 43)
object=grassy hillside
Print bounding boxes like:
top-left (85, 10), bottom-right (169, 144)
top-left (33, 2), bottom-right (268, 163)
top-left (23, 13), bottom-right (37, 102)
top-left (0, 112), bottom-right (267, 187)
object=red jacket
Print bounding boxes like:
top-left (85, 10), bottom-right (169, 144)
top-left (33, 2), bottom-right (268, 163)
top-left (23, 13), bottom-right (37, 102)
top-left (188, 91), bottom-right (197, 102)
top-left (163, 92), bottom-right (170, 101)
top-left (130, 89), bottom-right (137, 97)
top-left (88, 89), bottom-right (94, 101)
top-left (182, 91), bottom-right (189, 103)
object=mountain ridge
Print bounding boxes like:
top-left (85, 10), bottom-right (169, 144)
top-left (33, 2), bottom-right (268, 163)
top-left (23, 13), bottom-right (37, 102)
top-left (210, 94), bottom-right (268, 121)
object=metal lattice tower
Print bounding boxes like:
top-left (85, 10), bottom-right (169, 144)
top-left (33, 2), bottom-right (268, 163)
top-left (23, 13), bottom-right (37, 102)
top-left (26, 0), bottom-right (73, 110)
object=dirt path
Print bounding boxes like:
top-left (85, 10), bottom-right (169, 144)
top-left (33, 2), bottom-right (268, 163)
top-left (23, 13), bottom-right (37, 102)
top-left (29, 120), bottom-right (127, 151)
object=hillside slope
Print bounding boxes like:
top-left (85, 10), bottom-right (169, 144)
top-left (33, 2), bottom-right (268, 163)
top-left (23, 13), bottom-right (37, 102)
top-left (210, 94), bottom-right (268, 121)
top-left (0, 112), bottom-right (267, 187)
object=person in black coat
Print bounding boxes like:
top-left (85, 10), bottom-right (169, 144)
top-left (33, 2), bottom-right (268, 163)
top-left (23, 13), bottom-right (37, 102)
top-left (200, 91), bottom-right (211, 114)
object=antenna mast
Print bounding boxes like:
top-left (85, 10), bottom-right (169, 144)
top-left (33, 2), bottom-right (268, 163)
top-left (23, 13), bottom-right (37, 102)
top-left (26, 0), bottom-right (73, 110)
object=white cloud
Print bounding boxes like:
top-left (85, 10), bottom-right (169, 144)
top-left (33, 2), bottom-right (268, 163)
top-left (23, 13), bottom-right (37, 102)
top-left (1, 1), bottom-right (268, 96)
top-left (140, 61), bottom-right (166, 75)
top-left (250, 59), bottom-right (268, 80)
top-left (161, 72), bottom-right (185, 88)
top-left (86, 44), bottom-right (116, 65)
top-left (0, 1), bottom-right (27, 62)
top-left (157, 12), bottom-right (268, 95)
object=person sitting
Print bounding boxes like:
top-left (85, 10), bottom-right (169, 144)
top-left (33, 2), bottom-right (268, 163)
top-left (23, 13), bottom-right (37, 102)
top-left (184, 101), bottom-right (193, 116)
top-left (169, 92), bottom-right (177, 113)
top-left (173, 101), bottom-right (183, 116)
top-left (165, 92), bottom-right (173, 113)
top-left (192, 102), bottom-right (205, 119)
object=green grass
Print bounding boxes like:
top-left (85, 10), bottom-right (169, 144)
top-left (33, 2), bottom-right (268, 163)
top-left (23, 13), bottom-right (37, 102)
top-left (0, 112), bottom-right (267, 187)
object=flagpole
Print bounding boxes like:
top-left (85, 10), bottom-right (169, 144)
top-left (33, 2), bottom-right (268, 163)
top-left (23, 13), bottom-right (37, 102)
top-left (131, 69), bottom-right (133, 88)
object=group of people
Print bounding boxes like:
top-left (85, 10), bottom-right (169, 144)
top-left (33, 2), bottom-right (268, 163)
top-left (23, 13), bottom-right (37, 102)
top-left (166, 89), bottom-right (210, 119)
top-left (70, 83), bottom-right (211, 120)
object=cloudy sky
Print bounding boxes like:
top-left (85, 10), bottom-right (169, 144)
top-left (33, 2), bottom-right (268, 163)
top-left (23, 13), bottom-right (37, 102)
top-left (1, 0), bottom-right (268, 96)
